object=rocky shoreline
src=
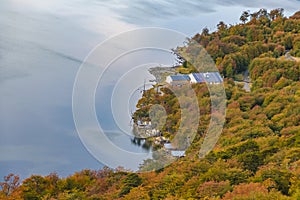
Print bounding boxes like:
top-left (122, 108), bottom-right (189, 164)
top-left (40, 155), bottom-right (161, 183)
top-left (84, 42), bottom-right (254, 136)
top-left (148, 66), bottom-right (177, 83)
top-left (132, 66), bottom-right (175, 147)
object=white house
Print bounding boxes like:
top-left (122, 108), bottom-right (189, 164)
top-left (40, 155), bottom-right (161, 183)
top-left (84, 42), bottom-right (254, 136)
top-left (189, 73), bottom-right (205, 84)
top-left (165, 75), bottom-right (190, 86)
top-left (166, 72), bottom-right (223, 86)
top-left (189, 72), bottom-right (223, 84)
top-left (171, 150), bottom-right (186, 157)
top-left (164, 143), bottom-right (174, 150)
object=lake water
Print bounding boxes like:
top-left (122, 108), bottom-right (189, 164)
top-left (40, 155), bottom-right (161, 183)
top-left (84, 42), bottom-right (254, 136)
top-left (0, 0), bottom-right (299, 178)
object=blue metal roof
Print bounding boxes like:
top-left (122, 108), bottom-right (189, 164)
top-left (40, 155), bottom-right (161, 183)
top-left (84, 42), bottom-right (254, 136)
top-left (191, 73), bottom-right (205, 83)
top-left (168, 73), bottom-right (222, 83)
top-left (203, 72), bottom-right (223, 83)
top-left (170, 75), bottom-right (190, 81)
top-left (192, 72), bottom-right (223, 83)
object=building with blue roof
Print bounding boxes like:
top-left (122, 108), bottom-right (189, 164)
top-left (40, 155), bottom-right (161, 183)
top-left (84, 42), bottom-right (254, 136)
top-left (189, 72), bottom-right (223, 84)
top-left (165, 75), bottom-right (190, 86)
top-left (189, 73), bottom-right (205, 83)
top-left (166, 72), bottom-right (223, 86)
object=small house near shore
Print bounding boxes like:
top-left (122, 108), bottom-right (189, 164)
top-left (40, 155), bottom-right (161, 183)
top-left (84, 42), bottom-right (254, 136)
top-left (166, 72), bottom-right (223, 85)
top-left (189, 73), bottom-right (205, 83)
top-left (204, 72), bottom-right (223, 84)
top-left (171, 150), bottom-right (186, 157)
top-left (165, 75), bottom-right (190, 86)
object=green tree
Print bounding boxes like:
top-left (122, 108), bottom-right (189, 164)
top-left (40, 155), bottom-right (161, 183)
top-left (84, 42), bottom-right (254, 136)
top-left (240, 11), bottom-right (250, 24)
top-left (119, 173), bottom-right (142, 197)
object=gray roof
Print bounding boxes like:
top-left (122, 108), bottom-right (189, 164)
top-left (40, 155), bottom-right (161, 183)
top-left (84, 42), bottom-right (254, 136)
top-left (191, 73), bottom-right (205, 83)
top-left (202, 72), bottom-right (223, 83)
top-left (192, 72), bottom-right (223, 83)
top-left (171, 150), bottom-right (186, 157)
top-left (164, 143), bottom-right (173, 149)
top-left (170, 75), bottom-right (190, 81)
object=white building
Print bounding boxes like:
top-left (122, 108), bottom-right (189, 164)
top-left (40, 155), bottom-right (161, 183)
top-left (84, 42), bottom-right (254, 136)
top-left (165, 75), bottom-right (190, 86)
top-left (189, 73), bottom-right (205, 84)
top-left (189, 72), bottom-right (223, 84)
top-left (166, 72), bottom-right (223, 85)
top-left (171, 150), bottom-right (186, 157)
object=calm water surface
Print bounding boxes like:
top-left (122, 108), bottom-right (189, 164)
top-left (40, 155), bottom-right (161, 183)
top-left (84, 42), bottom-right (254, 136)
top-left (0, 0), bottom-right (298, 178)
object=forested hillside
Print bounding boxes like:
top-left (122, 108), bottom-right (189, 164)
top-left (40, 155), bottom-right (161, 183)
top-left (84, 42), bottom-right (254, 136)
top-left (1, 9), bottom-right (299, 200)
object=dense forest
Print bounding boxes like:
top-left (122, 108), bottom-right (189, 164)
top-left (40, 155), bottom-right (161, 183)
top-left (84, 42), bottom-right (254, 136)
top-left (1, 9), bottom-right (300, 200)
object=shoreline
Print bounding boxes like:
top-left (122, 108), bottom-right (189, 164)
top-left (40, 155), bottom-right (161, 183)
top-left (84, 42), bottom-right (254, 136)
top-left (148, 66), bottom-right (177, 83)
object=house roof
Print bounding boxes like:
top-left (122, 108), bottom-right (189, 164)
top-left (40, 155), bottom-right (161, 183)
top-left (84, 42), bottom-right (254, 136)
top-left (171, 150), bottom-right (186, 157)
top-left (191, 73), bottom-right (205, 83)
top-left (164, 143), bottom-right (173, 149)
top-left (167, 72), bottom-right (223, 83)
top-left (203, 72), bottom-right (223, 83)
top-left (191, 72), bottom-right (223, 83)
top-left (170, 75), bottom-right (190, 81)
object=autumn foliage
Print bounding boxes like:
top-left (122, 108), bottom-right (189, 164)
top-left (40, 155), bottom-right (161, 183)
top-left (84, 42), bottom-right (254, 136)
top-left (1, 9), bottom-right (300, 200)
